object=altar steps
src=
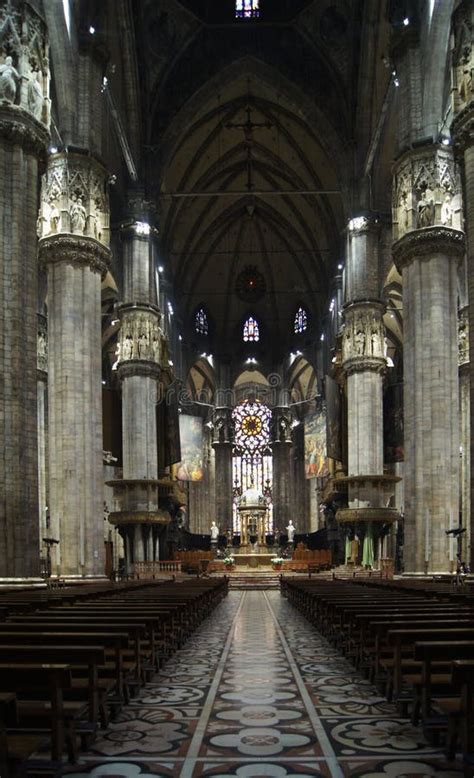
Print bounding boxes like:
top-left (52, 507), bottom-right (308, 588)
top-left (227, 573), bottom-right (281, 590)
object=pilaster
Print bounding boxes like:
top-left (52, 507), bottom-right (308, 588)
top-left (271, 406), bottom-right (292, 532)
top-left (212, 407), bottom-right (234, 532)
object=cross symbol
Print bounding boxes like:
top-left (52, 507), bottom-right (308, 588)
top-left (225, 104), bottom-right (273, 191)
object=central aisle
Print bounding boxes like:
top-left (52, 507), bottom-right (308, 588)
top-left (68, 591), bottom-right (462, 777)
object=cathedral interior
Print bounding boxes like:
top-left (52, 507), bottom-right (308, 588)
top-left (0, 0), bottom-right (474, 775)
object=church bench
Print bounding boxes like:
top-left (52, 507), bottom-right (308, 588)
top-left (446, 660), bottom-right (474, 768)
top-left (0, 664), bottom-right (72, 762)
top-left (384, 628), bottom-right (474, 701)
top-left (410, 640), bottom-right (474, 731)
top-left (0, 631), bottom-right (129, 724)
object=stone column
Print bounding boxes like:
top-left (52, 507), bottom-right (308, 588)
top-left (212, 407), bottom-right (234, 532)
top-left (38, 153), bottom-right (111, 577)
top-left (271, 406), bottom-right (292, 531)
top-left (0, 0), bottom-right (50, 578)
top-left (392, 146), bottom-right (465, 573)
top-left (37, 314), bottom-right (49, 553)
top-left (338, 217), bottom-right (398, 564)
top-left (451, 0), bottom-right (474, 566)
top-left (108, 209), bottom-right (169, 572)
top-left (459, 307), bottom-right (470, 560)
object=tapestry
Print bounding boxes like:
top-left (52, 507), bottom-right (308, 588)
top-left (176, 414), bottom-right (204, 482)
top-left (384, 382), bottom-right (404, 462)
top-left (325, 375), bottom-right (342, 461)
top-left (304, 410), bottom-right (329, 479)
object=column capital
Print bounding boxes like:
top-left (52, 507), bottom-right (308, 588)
top-left (117, 362), bottom-right (161, 381)
top-left (0, 106), bottom-right (49, 156)
top-left (342, 301), bottom-right (386, 375)
top-left (393, 226), bottom-right (465, 271)
top-left (115, 305), bottom-right (163, 369)
top-left (392, 145), bottom-right (463, 243)
top-left (346, 214), bottom-right (380, 236)
top-left (38, 234), bottom-right (111, 277)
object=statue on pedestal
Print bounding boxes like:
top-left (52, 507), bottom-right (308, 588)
top-left (210, 521), bottom-right (219, 543)
top-left (286, 520), bottom-right (296, 543)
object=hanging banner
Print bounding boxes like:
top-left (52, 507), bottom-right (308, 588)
top-left (325, 375), bottom-right (342, 462)
top-left (304, 410), bottom-right (329, 479)
top-left (176, 414), bottom-right (204, 482)
top-left (157, 387), bottom-right (181, 470)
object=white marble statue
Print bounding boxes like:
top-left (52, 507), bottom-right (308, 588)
top-left (28, 71), bottom-right (43, 119)
top-left (71, 196), bottom-right (87, 234)
top-left (286, 520), bottom-right (295, 543)
top-left (441, 192), bottom-right (453, 226)
top-left (210, 521), bottom-right (219, 541)
top-left (0, 56), bottom-right (19, 103)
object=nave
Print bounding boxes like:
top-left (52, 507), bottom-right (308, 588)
top-left (65, 592), bottom-right (463, 778)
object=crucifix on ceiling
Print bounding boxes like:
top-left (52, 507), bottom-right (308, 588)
top-left (224, 103), bottom-right (273, 192)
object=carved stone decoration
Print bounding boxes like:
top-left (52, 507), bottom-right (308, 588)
top-left (271, 406), bottom-right (292, 444)
top-left (459, 306), bottom-right (470, 367)
top-left (451, 1), bottom-right (473, 116)
top-left (0, 0), bottom-right (50, 127)
top-left (392, 147), bottom-right (463, 241)
top-left (38, 153), bottom-right (110, 246)
top-left (342, 302), bottom-right (386, 374)
top-left (37, 314), bottom-right (47, 373)
top-left (212, 407), bottom-right (234, 445)
top-left (116, 304), bottom-right (162, 369)
top-left (38, 234), bottom-right (111, 278)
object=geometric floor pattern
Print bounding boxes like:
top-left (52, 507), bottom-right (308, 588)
top-left (64, 590), bottom-right (464, 777)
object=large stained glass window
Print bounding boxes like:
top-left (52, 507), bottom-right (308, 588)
top-left (294, 307), bottom-right (308, 334)
top-left (235, 0), bottom-right (260, 19)
top-left (243, 316), bottom-right (259, 342)
top-left (195, 307), bottom-right (209, 336)
top-left (232, 399), bottom-right (272, 533)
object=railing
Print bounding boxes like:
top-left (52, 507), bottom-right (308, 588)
top-left (133, 561), bottom-right (182, 579)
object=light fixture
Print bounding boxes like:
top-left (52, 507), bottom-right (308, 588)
top-left (158, 265), bottom-right (164, 273)
top-left (101, 380), bottom-right (106, 385)
top-left (246, 357), bottom-right (257, 364)
top-left (178, 334), bottom-right (182, 342)
top-left (168, 359), bottom-right (174, 366)
top-left (111, 319), bottom-right (119, 326)
top-left (291, 419), bottom-right (300, 429)
top-left (440, 136), bottom-right (450, 146)
top-left (167, 302), bottom-right (174, 316)
top-left (320, 333), bottom-right (325, 342)
top-left (394, 77), bottom-right (400, 87)
top-left (201, 352), bottom-right (207, 358)
top-left (89, 25), bottom-right (95, 34)
top-left (135, 221), bottom-right (150, 236)
top-left (337, 263), bottom-right (343, 270)
top-left (403, 17), bottom-right (409, 26)
top-left (48, 144), bottom-right (58, 154)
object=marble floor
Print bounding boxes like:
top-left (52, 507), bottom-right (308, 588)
top-left (64, 590), bottom-right (464, 777)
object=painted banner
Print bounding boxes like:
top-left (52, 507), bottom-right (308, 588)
top-left (176, 414), bottom-right (204, 482)
top-left (325, 375), bottom-right (342, 461)
top-left (304, 410), bottom-right (329, 479)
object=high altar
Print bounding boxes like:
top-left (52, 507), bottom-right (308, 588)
top-left (237, 483), bottom-right (269, 546)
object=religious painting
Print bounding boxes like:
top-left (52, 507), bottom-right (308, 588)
top-left (176, 414), bottom-right (204, 482)
top-left (325, 375), bottom-right (342, 461)
top-left (304, 410), bottom-right (329, 479)
top-left (384, 382), bottom-right (404, 462)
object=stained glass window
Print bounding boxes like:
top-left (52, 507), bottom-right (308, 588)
top-left (294, 307), bottom-right (308, 334)
top-left (235, 0), bottom-right (260, 19)
top-left (195, 307), bottom-right (208, 336)
top-left (243, 316), bottom-right (259, 342)
top-left (232, 399), bottom-right (272, 533)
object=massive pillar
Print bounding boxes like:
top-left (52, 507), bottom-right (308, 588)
top-left (271, 406), bottom-right (292, 532)
top-left (37, 314), bottom-right (48, 552)
top-left (108, 205), bottom-right (168, 573)
top-left (392, 147), bottom-right (464, 573)
top-left (459, 306), bottom-right (470, 560)
top-left (0, 1), bottom-right (50, 578)
top-left (38, 153), bottom-right (111, 577)
top-left (451, 0), bottom-right (474, 566)
top-left (212, 407), bottom-right (234, 533)
top-left (338, 217), bottom-right (398, 564)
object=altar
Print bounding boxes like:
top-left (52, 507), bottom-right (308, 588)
top-left (237, 481), bottom-right (269, 546)
top-left (234, 552), bottom-right (275, 568)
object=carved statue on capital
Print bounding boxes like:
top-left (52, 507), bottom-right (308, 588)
top-left (0, 2), bottom-right (50, 127)
top-left (393, 147), bottom-right (463, 242)
top-left (38, 154), bottom-right (110, 246)
top-left (271, 407), bottom-right (292, 444)
top-left (37, 320), bottom-right (47, 373)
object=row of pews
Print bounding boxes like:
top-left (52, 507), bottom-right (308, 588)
top-left (0, 577), bottom-right (228, 777)
top-left (282, 576), bottom-right (474, 774)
